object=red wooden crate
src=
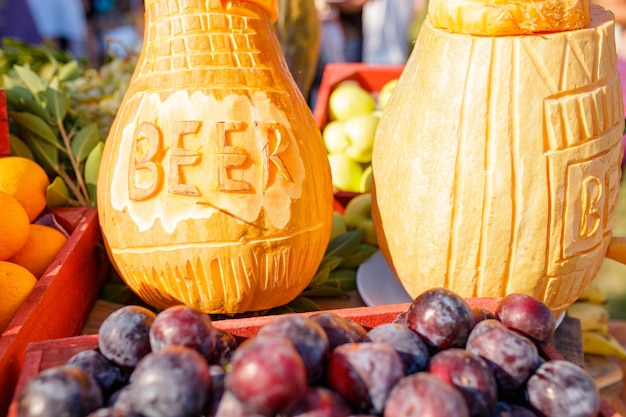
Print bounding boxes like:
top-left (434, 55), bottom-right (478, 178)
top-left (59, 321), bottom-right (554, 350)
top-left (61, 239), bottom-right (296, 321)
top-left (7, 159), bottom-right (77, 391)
top-left (312, 63), bottom-right (405, 210)
top-left (7, 298), bottom-right (622, 417)
top-left (0, 207), bottom-right (108, 416)
top-left (0, 89), bottom-right (9, 156)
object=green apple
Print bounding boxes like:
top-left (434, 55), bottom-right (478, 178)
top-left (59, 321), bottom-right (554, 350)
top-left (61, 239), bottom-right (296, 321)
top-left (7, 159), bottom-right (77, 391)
top-left (342, 113), bottom-right (379, 163)
top-left (327, 153), bottom-right (363, 193)
top-left (329, 83), bottom-right (376, 121)
top-left (360, 164), bottom-right (372, 193)
top-left (378, 78), bottom-right (398, 110)
top-left (343, 192), bottom-right (377, 246)
top-left (322, 120), bottom-right (349, 154)
top-left (330, 211), bottom-right (348, 241)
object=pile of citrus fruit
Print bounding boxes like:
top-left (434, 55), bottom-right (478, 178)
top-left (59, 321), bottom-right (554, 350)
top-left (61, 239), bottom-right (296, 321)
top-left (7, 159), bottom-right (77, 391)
top-left (0, 156), bottom-right (68, 333)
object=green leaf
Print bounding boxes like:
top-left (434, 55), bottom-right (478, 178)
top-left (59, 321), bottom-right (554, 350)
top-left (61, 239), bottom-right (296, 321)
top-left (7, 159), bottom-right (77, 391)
top-left (309, 262), bottom-right (331, 287)
top-left (72, 123), bottom-right (100, 163)
top-left (328, 268), bottom-right (358, 281)
top-left (14, 65), bottom-right (46, 97)
top-left (326, 268), bottom-right (358, 291)
top-left (22, 130), bottom-right (59, 174)
top-left (46, 87), bottom-right (68, 122)
top-left (99, 284), bottom-right (134, 304)
top-left (265, 305), bottom-right (296, 315)
top-left (285, 297), bottom-right (321, 313)
top-left (324, 229), bottom-right (363, 259)
top-left (10, 111), bottom-right (62, 149)
top-left (9, 134), bottom-right (34, 159)
top-left (85, 141), bottom-right (103, 207)
top-left (339, 244), bottom-right (378, 268)
top-left (300, 286), bottom-right (349, 298)
top-left (46, 176), bottom-right (71, 208)
top-left (58, 60), bottom-right (81, 81)
top-left (318, 255), bottom-right (344, 272)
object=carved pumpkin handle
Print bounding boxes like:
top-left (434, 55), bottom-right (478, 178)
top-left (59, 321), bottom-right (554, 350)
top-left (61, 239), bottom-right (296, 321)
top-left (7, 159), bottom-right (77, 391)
top-left (606, 236), bottom-right (626, 265)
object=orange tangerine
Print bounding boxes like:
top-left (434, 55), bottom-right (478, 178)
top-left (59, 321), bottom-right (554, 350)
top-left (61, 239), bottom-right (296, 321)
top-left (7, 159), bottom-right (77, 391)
top-left (0, 156), bottom-right (50, 222)
top-left (0, 191), bottom-right (30, 261)
top-left (8, 224), bottom-right (69, 279)
top-left (0, 261), bottom-right (38, 333)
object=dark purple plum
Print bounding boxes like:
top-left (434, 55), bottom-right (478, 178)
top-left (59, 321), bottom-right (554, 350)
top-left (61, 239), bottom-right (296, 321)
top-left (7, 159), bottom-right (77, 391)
top-left (128, 345), bottom-right (212, 417)
top-left (345, 318), bottom-right (367, 341)
top-left (405, 287), bottom-right (474, 353)
top-left (472, 307), bottom-right (496, 325)
top-left (525, 360), bottom-right (600, 417)
top-left (17, 365), bottom-right (103, 417)
top-left (106, 385), bottom-right (140, 416)
top-left (288, 386), bottom-right (352, 417)
top-left (489, 401), bottom-right (539, 416)
top-left (466, 319), bottom-right (540, 391)
top-left (364, 322), bottom-right (429, 375)
top-left (226, 335), bottom-right (307, 416)
top-left (149, 304), bottom-right (217, 360)
top-left (309, 312), bottom-right (362, 351)
top-left (327, 342), bottom-right (404, 415)
top-left (495, 294), bottom-right (556, 344)
top-left (204, 365), bottom-right (227, 417)
top-left (86, 408), bottom-right (129, 417)
top-left (255, 315), bottom-right (329, 383)
top-left (98, 305), bottom-right (156, 367)
top-left (383, 372), bottom-right (470, 417)
top-left (65, 349), bottom-right (127, 397)
top-left (212, 391), bottom-right (267, 417)
top-left (208, 327), bottom-right (238, 365)
top-left (428, 348), bottom-right (497, 417)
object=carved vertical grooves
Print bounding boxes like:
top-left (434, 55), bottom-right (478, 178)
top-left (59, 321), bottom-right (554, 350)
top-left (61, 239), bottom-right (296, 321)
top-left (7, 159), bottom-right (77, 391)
top-left (113, 235), bottom-right (327, 314)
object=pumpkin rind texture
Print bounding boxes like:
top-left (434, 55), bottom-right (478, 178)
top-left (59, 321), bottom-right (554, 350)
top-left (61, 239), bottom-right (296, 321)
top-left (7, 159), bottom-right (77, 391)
top-left (428, 0), bottom-right (591, 35)
top-left (372, 4), bottom-right (624, 316)
top-left (97, 0), bottom-right (333, 314)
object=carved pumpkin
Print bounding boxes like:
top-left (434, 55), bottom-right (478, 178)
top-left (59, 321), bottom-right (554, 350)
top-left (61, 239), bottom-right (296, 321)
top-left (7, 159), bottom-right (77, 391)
top-left (97, 0), bottom-right (333, 314)
top-left (372, 3), bottom-right (624, 316)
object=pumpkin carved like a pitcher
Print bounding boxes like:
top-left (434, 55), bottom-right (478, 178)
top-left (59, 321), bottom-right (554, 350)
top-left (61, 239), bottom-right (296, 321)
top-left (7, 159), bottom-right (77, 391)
top-left (372, 1), bottom-right (624, 316)
top-left (97, 0), bottom-right (333, 314)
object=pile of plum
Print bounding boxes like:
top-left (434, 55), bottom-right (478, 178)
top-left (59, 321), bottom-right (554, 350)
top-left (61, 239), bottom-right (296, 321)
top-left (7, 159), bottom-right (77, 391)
top-left (16, 288), bottom-right (602, 417)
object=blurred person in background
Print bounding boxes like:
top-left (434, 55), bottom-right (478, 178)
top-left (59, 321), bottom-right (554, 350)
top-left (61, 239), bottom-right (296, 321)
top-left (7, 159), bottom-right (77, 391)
top-left (309, 0), bottom-right (368, 108)
top-left (0, 0), bottom-right (42, 45)
top-left (26, 0), bottom-right (90, 60)
top-left (362, 0), bottom-right (415, 65)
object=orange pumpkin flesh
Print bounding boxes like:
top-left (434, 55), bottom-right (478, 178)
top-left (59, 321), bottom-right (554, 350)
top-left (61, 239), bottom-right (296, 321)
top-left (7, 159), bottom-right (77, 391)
top-left (97, 0), bottom-right (333, 314)
top-left (428, 0), bottom-right (591, 35)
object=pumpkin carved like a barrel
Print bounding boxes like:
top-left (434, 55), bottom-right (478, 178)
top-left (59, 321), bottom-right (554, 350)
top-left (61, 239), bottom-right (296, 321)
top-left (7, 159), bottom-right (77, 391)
top-left (97, 0), bottom-right (333, 314)
top-left (372, 2), bottom-right (624, 316)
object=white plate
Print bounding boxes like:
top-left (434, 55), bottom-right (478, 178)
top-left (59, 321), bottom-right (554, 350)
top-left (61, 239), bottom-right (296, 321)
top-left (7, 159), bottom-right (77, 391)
top-left (356, 250), bottom-right (412, 306)
top-left (356, 250), bottom-right (567, 328)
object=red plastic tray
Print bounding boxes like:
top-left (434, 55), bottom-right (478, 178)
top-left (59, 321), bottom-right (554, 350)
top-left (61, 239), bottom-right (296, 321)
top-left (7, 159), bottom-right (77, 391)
top-left (0, 207), bottom-right (107, 415)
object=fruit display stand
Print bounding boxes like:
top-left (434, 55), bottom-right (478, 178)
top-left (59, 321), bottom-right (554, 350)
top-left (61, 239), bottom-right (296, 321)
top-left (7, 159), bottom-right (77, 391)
top-left (0, 207), bottom-right (108, 415)
top-left (0, 117), bottom-right (109, 414)
top-left (6, 298), bottom-right (623, 417)
top-left (312, 63), bottom-right (404, 208)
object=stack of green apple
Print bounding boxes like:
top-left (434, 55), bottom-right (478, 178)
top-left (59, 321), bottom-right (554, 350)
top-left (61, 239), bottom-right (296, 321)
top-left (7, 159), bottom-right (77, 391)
top-left (323, 79), bottom-right (398, 193)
